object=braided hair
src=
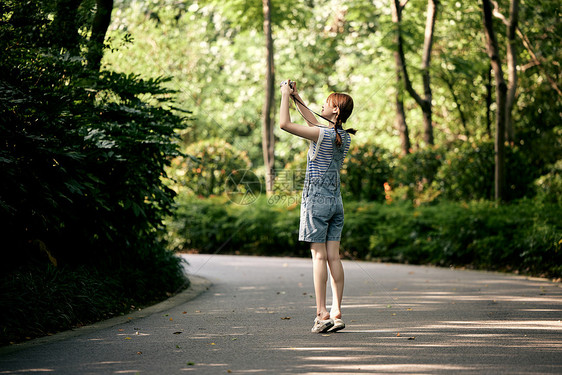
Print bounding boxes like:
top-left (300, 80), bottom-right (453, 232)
top-left (327, 93), bottom-right (356, 147)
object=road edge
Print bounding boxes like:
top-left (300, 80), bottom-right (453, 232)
top-left (0, 274), bottom-right (212, 356)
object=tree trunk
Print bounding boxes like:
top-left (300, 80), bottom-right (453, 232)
top-left (482, 0), bottom-right (507, 202)
top-left (87, 0), bottom-right (114, 71)
top-left (52, 0), bottom-right (83, 53)
top-left (391, 1), bottom-right (411, 155)
top-left (262, 0), bottom-right (275, 193)
top-left (395, 95), bottom-right (411, 155)
top-left (485, 66), bottom-right (493, 138)
top-left (505, 0), bottom-right (519, 144)
top-left (391, 0), bottom-right (438, 147)
top-left (420, 0), bottom-right (438, 145)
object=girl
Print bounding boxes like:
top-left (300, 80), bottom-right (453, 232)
top-left (279, 80), bottom-right (355, 333)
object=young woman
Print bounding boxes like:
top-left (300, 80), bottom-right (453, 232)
top-left (279, 80), bottom-right (355, 333)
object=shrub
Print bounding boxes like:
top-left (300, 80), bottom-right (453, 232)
top-left (390, 146), bottom-right (445, 203)
top-left (433, 142), bottom-right (536, 201)
top-left (167, 196), bottom-right (562, 279)
top-left (167, 139), bottom-right (253, 197)
top-left (341, 143), bottom-right (393, 201)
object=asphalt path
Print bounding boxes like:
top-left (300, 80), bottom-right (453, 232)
top-left (1, 254), bottom-right (561, 374)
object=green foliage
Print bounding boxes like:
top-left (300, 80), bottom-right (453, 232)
top-left (433, 142), bottom-right (537, 201)
top-left (343, 199), bottom-right (562, 278)
top-left (167, 139), bottom-right (252, 197)
top-left (534, 160), bottom-right (562, 205)
top-left (390, 146), bottom-right (445, 202)
top-left (0, 0), bottom-right (189, 344)
top-left (165, 195), bottom-right (307, 257)
top-left (166, 196), bottom-right (562, 279)
top-left (0, 0), bottom-right (189, 269)
top-left (0, 254), bottom-right (187, 345)
top-left (341, 143), bottom-right (393, 201)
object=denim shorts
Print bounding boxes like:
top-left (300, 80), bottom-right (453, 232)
top-left (299, 192), bottom-right (344, 243)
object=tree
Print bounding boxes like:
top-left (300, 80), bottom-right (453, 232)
top-left (391, 0), bottom-right (439, 147)
top-left (490, 0), bottom-right (519, 143)
top-left (481, 0), bottom-right (512, 201)
top-left (262, 0), bottom-right (275, 193)
top-left (87, 0), bottom-right (114, 71)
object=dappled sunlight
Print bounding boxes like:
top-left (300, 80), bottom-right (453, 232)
top-left (302, 363), bottom-right (473, 372)
top-left (423, 320), bottom-right (562, 331)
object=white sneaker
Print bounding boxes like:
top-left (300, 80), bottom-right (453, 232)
top-left (327, 318), bottom-right (345, 332)
top-left (311, 317), bottom-right (334, 333)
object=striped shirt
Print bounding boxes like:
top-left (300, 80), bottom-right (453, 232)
top-left (306, 127), bottom-right (351, 182)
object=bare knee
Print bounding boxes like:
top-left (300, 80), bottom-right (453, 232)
top-left (327, 252), bottom-right (341, 264)
top-left (311, 244), bottom-right (327, 262)
top-left (311, 250), bottom-right (327, 262)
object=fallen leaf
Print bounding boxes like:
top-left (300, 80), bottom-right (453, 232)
top-left (125, 337), bottom-right (132, 340)
top-left (173, 331), bottom-right (182, 335)
top-left (118, 329), bottom-right (124, 332)
top-left (408, 337), bottom-right (416, 340)
top-left (210, 343), bottom-right (216, 345)
top-left (392, 313), bottom-right (397, 316)
top-left (396, 333), bottom-right (401, 337)
top-left (281, 317), bottom-right (291, 320)
top-left (137, 351), bottom-right (142, 355)
top-left (231, 338), bottom-right (237, 341)
top-left (182, 311), bottom-right (187, 314)
top-left (169, 318), bottom-right (173, 321)
top-left (387, 305), bottom-right (392, 308)
top-left (407, 308), bottom-right (413, 311)
top-left (187, 362), bottom-right (195, 366)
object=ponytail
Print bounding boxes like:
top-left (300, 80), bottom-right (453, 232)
top-left (334, 114), bottom-right (357, 147)
top-left (328, 92), bottom-right (356, 147)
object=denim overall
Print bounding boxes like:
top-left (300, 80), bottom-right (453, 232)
top-left (299, 128), bottom-right (349, 243)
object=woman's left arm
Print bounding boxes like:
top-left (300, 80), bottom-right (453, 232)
top-left (279, 82), bottom-right (319, 142)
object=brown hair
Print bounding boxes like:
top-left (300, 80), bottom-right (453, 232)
top-left (327, 93), bottom-right (356, 147)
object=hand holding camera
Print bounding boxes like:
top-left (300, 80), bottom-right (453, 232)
top-left (280, 80), bottom-right (296, 96)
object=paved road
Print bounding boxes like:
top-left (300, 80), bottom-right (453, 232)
top-left (1, 254), bottom-right (561, 374)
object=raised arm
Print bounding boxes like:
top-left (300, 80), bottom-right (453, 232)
top-left (291, 83), bottom-right (321, 127)
top-left (279, 81), bottom-right (319, 142)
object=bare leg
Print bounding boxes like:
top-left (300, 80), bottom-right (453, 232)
top-left (327, 240), bottom-right (344, 319)
top-left (310, 242), bottom-right (330, 320)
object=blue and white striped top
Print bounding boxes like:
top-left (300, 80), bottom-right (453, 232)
top-left (306, 127), bottom-right (351, 181)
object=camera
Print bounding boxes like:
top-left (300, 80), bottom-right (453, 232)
top-left (280, 80), bottom-right (295, 89)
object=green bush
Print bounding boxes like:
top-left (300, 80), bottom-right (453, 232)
top-left (341, 143), bottom-right (393, 201)
top-left (391, 147), bottom-right (444, 192)
top-left (167, 196), bottom-right (562, 278)
top-left (534, 160), bottom-right (562, 205)
top-left (167, 139), bottom-right (253, 197)
top-left (165, 195), bottom-right (307, 256)
top-left (433, 142), bottom-right (537, 201)
top-left (0, 1), bottom-right (188, 268)
top-left (0, 256), bottom-right (188, 345)
top-left (0, 0), bottom-right (189, 344)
